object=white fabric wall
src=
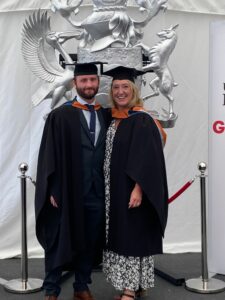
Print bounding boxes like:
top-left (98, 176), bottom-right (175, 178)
top-left (1, 0), bottom-right (225, 13)
top-left (208, 21), bottom-right (225, 274)
top-left (0, 1), bottom-right (224, 258)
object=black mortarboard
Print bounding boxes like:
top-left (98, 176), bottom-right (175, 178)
top-left (74, 61), bottom-right (107, 76)
top-left (103, 65), bottom-right (145, 82)
top-left (74, 63), bottom-right (98, 76)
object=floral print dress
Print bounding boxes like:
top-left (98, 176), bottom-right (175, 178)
top-left (103, 120), bottom-right (154, 291)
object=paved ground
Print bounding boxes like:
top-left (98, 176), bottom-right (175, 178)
top-left (0, 254), bottom-right (225, 300)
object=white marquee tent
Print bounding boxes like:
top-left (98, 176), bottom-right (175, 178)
top-left (1, 0), bottom-right (225, 273)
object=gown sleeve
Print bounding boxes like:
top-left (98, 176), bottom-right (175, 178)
top-left (124, 113), bottom-right (168, 234)
top-left (35, 112), bottom-right (61, 248)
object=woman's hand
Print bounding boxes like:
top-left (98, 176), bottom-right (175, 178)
top-left (129, 183), bottom-right (142, 208)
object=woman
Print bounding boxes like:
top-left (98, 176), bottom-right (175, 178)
top-left (102, 66), bottom-right (168, 300)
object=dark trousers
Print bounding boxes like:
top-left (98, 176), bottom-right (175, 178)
top-left (43, 191), bottom-right (104, 297)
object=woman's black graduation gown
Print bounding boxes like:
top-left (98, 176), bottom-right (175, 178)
top-left (107, 112), bottom-right (168, 257)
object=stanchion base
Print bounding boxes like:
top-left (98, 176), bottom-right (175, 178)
top-left (4, 278), bottom-right (43, 294)
top-left (185, 278), bottom-right (225, 294)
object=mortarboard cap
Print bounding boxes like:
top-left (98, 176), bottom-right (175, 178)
top-left (103, 65), bottom-right (145, 83)
top-left (74, 61), bottom-right (107, 76)
top-left (74, 63), bottom-right (98, 76)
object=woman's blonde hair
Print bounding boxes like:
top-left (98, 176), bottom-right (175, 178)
top-left (109, 80), bottom-right (143, 108)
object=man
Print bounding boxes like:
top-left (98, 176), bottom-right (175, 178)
top-left (35, 63), bottom-right (110, 300)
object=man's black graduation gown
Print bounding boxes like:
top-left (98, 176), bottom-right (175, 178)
top-left (35, 104), bottom-right (109, 271)
top-left (107, 112), bottom-right (168, 257)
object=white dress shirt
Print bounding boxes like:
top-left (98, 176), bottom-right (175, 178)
top-left (76, 96), bottom-right (101, 145)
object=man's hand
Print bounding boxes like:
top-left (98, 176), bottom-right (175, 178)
top-left (50, 195), bottom-right (58, 208)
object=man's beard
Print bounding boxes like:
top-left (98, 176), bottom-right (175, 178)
top-left (76, 86), bottom-right (99, 100)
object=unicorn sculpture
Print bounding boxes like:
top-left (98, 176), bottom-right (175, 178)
top-left (138, 24), bottom-right (179, 121)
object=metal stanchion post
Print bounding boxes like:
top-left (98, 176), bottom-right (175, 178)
top-left (185, 162), bottom-right (225, 293)
top-left (4, 163), bottom-right (43, 293)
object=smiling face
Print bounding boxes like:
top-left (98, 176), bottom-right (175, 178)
top-left (111, 79), bottom-right (133, 109)
top-left (74, 75), bottom-right (99, 102)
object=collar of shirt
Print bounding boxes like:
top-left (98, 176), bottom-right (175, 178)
top-left (76, 95), bottom-right (96, 106)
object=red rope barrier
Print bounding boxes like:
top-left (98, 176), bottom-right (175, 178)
top-left (168, 178), bottom-right (196, 204)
